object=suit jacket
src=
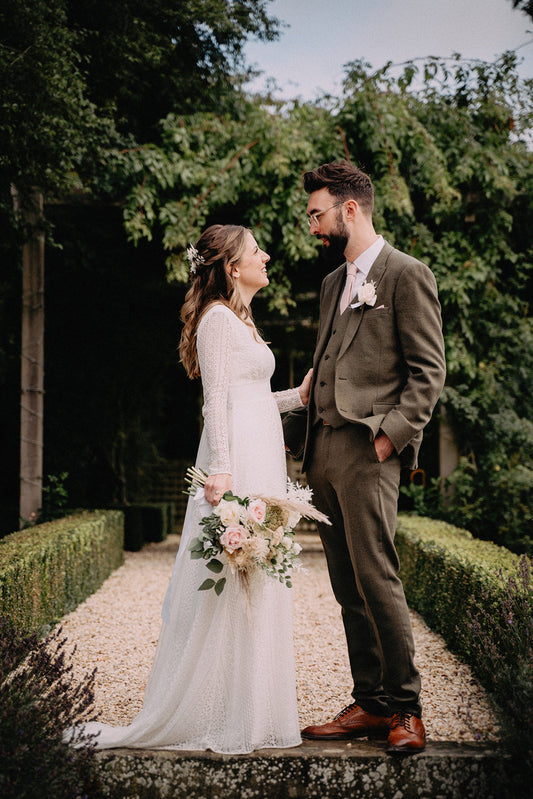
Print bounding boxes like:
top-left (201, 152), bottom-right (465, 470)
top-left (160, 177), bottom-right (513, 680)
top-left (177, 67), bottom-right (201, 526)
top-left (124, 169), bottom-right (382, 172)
top-left (301, 241), bottom-right (446, 471)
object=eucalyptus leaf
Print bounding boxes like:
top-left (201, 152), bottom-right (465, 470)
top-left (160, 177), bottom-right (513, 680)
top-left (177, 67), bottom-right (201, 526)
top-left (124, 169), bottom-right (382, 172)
top-left (198, 579), bottom-right (215, 591)
top-left (190, 550), bottom-right (204, 560)
top-left (214, 577), bottom-right (226, 595)
top-left (206, 559), bottom-right (224, 574)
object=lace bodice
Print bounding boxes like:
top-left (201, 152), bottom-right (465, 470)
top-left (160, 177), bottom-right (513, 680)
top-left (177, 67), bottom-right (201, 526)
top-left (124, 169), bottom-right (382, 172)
top-left (197, 303), bottom-right (303, 476)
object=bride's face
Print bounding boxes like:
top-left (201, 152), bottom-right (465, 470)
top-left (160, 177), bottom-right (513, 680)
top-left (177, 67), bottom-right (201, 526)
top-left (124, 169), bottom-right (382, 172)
top-left (231, 231), bottom-right (270, 301)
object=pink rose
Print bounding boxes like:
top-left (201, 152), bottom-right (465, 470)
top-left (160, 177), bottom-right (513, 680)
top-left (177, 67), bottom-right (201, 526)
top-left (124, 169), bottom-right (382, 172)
top-left (247, 499), bottom-right (267, 525)
top-left (220, 525), bottom-right (249, 553)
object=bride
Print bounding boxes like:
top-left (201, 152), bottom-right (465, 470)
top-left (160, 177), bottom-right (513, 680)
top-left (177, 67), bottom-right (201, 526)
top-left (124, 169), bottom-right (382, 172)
top-left (71, 224), bottom-right (312, 754)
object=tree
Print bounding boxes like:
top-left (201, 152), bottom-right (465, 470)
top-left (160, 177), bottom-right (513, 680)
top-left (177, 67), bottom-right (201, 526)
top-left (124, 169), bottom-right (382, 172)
top-left (0, 0), bottom-right (281, 526)
top-left (107, 54), bottom-right (533, 551)
top-left (510, 0), bottom-right (533, 21)
top-left (0, 0), bottom-right (109, 525)
top-left (0, 0), bottom-right (114, 211)
top-left (66, 0), bottom-right (281, 141)
top-left (339, 55), bottom-right (533, 551)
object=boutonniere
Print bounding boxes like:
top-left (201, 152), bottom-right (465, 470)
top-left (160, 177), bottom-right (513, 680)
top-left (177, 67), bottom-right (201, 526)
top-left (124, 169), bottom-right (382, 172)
top-left (350, 280), bottom-right (377, 309)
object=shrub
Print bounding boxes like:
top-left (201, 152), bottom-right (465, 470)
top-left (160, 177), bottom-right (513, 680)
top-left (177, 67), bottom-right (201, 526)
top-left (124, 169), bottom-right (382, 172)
top-left (396, 513), bottom-right (518, 654)
top-left (0, 615), bottom-right (102, 799)
top-left (0, 510), bottom-right (123, 633)
top-left (464, 556), bottom-right (533, 789)
top-left (397, 514), bottom-right (532, 791)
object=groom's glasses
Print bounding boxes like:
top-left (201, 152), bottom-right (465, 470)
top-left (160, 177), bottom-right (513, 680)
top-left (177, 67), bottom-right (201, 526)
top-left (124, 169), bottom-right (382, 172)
top-left (307, 201), bottom-right (345, 227)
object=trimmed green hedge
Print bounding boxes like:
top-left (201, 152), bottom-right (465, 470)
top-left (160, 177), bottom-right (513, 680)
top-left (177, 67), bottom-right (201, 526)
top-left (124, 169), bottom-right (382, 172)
top-left (396, 513), bottom-right (520, 660)
top-left (0, 510), bottom-right (124, 633)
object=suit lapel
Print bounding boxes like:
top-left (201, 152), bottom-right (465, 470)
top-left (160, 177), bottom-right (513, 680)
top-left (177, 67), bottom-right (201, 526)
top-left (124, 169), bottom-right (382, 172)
top-left (365, 240), bottom-right (393, 289)
top-left (337, 241), bottom-right (393, 360)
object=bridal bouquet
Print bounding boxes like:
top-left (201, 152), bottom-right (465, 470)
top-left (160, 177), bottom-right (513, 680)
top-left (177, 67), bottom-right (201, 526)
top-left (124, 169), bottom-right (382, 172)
top-left (185, 467), bottom-right (330, 595)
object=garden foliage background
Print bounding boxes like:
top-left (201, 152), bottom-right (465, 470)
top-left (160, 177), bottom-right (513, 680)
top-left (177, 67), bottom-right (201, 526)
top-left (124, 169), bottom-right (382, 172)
top-left (1, 1), bottom-right (532, 552)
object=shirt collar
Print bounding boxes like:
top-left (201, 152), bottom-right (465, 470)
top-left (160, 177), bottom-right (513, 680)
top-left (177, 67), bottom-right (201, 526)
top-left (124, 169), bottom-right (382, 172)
top-left (347, 235), bottom-right (384, 279)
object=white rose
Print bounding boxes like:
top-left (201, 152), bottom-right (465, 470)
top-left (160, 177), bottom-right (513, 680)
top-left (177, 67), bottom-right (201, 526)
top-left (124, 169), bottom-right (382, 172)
top-left (214, 499), bottom-right (241, 526)
top-left (270, 525), bottom-right (284, 545)
top-left (358, 281), bottom-right (377, 306)
top-left (282, 535), bottom-right (293, 549)
top-left (293, 542), bottom-right (302, 555)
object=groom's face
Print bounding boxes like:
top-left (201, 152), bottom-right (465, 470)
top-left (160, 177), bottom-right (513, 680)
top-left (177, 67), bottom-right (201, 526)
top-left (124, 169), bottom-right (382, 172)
top-left (307, 189), bottom-right (349, 264)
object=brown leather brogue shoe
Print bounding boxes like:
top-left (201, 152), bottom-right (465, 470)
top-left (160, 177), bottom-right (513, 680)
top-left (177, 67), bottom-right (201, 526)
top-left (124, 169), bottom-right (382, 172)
top-left (386, 712), bottom-right (426, 754)
top-left (301, 703), bottom-right (392, 740)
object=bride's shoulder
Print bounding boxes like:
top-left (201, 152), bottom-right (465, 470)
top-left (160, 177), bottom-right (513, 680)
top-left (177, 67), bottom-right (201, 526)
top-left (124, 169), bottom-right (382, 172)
top-left (198, 302), bottom-right (239, 333)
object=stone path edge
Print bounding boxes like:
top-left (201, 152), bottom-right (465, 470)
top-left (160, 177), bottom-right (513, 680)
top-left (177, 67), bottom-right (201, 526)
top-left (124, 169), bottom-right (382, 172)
top-left (95, 740), bottom-right (512, 799)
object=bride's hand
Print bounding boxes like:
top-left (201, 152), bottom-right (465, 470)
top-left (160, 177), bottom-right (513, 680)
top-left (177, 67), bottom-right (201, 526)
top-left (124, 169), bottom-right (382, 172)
top-left (298, 368), bottom-right (313, 406)
top-left (204, 473), bottom-right (232, 506)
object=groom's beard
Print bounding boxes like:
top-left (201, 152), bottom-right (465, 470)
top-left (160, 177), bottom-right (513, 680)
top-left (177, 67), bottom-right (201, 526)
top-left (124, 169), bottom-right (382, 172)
top-left (318, 220), bottom-right (349, 269)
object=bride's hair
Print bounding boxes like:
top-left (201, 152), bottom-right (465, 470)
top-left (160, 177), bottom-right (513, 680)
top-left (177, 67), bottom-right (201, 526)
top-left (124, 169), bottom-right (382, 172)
top-left (179, 224), bottom-right (254, 378)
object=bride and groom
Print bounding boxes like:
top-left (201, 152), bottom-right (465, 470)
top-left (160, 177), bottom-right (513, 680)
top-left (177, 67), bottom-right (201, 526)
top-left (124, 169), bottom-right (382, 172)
top-left (70, 161), bottom-right (445, 756)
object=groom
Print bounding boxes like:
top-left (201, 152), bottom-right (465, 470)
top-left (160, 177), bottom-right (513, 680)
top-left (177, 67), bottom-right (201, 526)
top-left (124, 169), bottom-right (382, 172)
top-left (299, 160), bottom-right (446, 753)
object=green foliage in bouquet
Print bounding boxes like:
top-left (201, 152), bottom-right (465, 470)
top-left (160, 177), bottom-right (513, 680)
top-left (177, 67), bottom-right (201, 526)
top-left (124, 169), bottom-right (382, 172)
top-left (185, 468), bottom-right (328, 594)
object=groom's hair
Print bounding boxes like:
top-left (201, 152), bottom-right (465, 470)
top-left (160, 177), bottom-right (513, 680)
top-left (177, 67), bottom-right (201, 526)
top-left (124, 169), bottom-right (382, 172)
top-left (303, 160), bottom-right (374, 216)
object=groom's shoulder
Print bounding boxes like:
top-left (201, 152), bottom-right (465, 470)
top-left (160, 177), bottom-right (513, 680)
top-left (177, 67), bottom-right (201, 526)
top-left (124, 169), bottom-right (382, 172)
top-left (384, 242), bottom-right (435, 280)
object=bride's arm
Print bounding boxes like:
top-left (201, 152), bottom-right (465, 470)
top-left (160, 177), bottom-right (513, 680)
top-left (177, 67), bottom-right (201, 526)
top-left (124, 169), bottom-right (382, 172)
top-left (273, 368), bottom-right (313, 413)
top-left (197, 309), bottom-right (234, 503)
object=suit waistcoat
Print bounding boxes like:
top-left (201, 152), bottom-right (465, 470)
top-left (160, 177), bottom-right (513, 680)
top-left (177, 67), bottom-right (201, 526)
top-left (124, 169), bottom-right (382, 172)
top-left (313, 302), bottom-right (353, 427)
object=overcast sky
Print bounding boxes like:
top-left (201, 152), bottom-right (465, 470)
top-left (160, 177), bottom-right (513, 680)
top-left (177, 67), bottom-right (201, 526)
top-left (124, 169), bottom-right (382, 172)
top-left (244, 0), bottom-right (533, 100)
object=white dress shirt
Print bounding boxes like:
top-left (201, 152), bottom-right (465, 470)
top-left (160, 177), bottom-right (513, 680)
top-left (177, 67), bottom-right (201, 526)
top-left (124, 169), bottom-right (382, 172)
top-left (345, 235), bottom-right (385, 303)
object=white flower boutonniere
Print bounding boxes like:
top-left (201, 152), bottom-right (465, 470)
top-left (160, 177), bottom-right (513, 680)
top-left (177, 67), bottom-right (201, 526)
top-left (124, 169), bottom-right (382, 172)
top-left (350, 280), bottom-right (377, 309)
top-left (358, 280), bottom-right (377, 306)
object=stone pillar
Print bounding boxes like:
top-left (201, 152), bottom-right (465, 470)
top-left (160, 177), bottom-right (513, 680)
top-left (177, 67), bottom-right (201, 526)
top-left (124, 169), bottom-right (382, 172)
top-left (16, 190), bottom-right (45, 526)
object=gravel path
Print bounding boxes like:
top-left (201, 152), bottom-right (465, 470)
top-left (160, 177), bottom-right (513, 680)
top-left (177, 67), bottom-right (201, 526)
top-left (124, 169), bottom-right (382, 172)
top-left (60, 534), bottom-right (500, 743)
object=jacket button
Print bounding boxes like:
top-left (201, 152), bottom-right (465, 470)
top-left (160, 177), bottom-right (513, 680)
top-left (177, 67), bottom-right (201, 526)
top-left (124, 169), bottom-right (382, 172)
top-left (318, 407), bottom-right (324, 413)
top-left (320, 381), bottom-right (325, 387)
top-left (332, 328), bottom-right (336, 334)
top-left (324, 355), bottom-right (330, 360)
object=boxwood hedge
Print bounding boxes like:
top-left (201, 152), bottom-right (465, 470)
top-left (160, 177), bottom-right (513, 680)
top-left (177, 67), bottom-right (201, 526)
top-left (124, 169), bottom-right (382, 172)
top-left (0, 510), bottom-right (123, 633)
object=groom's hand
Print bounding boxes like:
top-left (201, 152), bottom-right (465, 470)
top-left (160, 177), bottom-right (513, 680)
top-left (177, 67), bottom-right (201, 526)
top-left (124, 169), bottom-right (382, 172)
top-left (374, 433), bottom-right (394, 462)
top-left (298, 368), bottom-right (313, 406)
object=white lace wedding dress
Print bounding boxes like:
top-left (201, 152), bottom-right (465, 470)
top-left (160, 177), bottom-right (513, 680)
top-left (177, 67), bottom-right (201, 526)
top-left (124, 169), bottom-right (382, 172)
top-left (74, 303), bottom-right (303, 754)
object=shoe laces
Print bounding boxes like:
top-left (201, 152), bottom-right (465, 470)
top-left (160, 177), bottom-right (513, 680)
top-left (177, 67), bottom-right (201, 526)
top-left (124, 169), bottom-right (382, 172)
top-left (333, 702), bottom-right (359, 721)
top-left (390, 711), bottom-right (414, 731)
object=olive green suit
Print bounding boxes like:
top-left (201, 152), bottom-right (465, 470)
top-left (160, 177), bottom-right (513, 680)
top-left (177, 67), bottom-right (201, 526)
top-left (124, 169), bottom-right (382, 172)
top-left (303, 241), bottom-right (446, 717)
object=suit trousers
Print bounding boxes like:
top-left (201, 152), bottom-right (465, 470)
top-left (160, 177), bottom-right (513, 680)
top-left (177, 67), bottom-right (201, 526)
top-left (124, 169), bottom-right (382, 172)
top-left (307, 421), bottom-right (422, 717)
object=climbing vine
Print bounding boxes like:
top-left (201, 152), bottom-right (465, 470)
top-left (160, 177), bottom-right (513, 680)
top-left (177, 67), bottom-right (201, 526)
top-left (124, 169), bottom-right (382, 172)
top-left (104, 54), bottom-right (532, 551)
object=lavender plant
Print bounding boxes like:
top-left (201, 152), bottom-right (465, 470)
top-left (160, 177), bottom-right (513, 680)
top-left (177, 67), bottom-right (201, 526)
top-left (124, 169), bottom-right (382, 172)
top-left (0, 616), bottom-right (102, 798)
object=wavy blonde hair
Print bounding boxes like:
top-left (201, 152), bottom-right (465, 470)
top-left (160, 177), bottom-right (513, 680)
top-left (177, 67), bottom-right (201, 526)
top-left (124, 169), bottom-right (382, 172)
top-left (179, 224), bottom-right (254, 378)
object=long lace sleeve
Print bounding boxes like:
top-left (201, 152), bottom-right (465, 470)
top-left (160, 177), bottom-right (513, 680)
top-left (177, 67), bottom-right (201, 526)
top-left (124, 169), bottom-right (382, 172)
top-left (197, 309), bottom-right (233, 475)
top-left (273, 388), bottom-right (304, 414)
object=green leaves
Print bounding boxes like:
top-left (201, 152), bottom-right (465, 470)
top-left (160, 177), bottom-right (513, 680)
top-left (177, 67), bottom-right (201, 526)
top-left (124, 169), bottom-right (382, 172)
top-left (198, 577), bottom-right (226, 595)
top-left (92, 51), bottom-right (533, 552)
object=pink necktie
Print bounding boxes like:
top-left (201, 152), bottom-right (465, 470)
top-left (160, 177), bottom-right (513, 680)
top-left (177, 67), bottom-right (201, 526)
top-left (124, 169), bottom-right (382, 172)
top-left (340, 263), bottom-right (358, 313)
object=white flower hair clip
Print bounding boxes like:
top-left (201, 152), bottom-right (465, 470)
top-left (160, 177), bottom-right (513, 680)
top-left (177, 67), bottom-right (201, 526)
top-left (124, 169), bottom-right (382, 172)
top-left (350, 280), bottom-right (377, 309)
top-left (186, 244), bottom-right (205, 276)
